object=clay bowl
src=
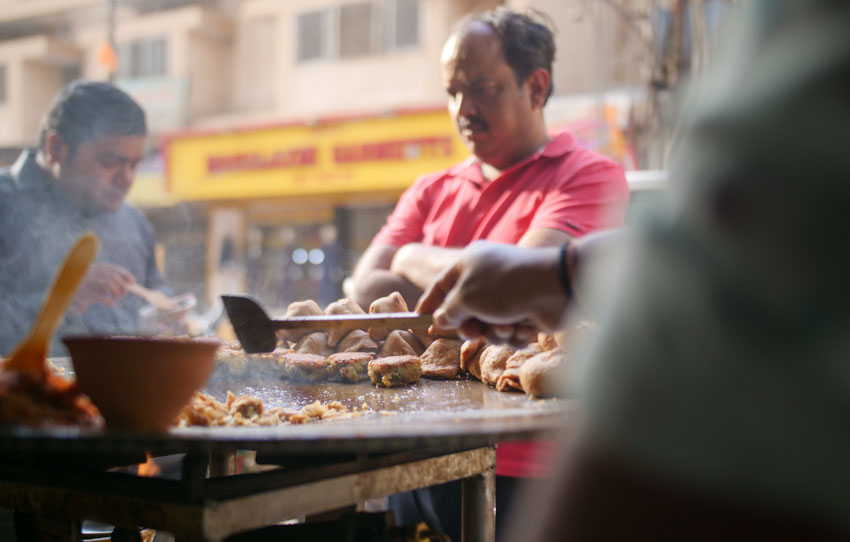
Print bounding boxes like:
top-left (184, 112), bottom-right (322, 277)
top-left (63, 335), bottom-right (220, 432)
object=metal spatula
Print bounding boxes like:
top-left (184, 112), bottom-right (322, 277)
top-left (221, 294), bottom-right (432, 353)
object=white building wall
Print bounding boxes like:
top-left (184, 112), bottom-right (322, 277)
top-left (0, 59), bottom-right (21, 145)
top-left (0, 0), bottom-right (648, 147)
top-left (21, 60), bottom-right (65, 142)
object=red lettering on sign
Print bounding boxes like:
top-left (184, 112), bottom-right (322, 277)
top-left (333, 136), bottom-right (453, 164)
top-left (207, 147), bottom-right (317, 174)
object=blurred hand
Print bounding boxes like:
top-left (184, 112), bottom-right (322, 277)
top-left (416, 241), bottom-right (569, 345)
top-left (70, 262), bottom-right (136, 316)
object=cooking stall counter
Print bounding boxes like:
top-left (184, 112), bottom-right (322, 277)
top-left (0, 358), bottom-right (573, 541)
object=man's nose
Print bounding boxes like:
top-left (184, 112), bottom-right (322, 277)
top-left (114, 164), bottom-right (134, 189)
top-left (453, 91), bottom-right (478, 119)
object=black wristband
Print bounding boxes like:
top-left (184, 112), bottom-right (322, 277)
top-left (557, 241), bottom-right (573, 300)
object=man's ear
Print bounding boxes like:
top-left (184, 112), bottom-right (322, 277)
top-left (43, 131), bottom-right (68, 165)
top-left (526, 68), bottom-right (551, 109)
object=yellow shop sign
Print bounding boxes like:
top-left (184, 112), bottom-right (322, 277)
top-left (164, 108), bottom-right (468, 201)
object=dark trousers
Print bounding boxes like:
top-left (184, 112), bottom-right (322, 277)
top-left (389, 475), bottom-right (542, 542)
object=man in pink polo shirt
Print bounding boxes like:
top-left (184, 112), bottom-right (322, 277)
top-left (350, 12), bottom-right (627, 310)
top-left (348, 7), bottom-right (629, 541)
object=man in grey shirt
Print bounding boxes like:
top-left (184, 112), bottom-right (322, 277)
top-left (0, 81), bottom-right (169, 357)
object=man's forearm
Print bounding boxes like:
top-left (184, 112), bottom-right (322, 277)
top-left (390, 244), bottom-right (463, 290)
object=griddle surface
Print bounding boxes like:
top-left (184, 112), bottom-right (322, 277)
top-left (0, 358), bottom-right (573, 456)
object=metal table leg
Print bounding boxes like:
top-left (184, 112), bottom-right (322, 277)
top-left (208, 450), bottom-right (237, 477)
top-left (461, 461), bottom-right (495, 542)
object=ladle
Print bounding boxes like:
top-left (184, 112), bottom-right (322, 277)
top-left (4, 233), bottom-right (99, 376)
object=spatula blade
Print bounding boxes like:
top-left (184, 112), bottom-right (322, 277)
top-left (221, 295), bottom-right (278, 353)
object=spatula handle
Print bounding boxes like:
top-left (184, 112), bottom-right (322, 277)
top-left (272, 312), bottom-right (433, 331)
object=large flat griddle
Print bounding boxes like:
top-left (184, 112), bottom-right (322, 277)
top-left (0, 358), bottom-right (574, 457)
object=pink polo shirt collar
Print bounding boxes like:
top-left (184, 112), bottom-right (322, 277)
top-left (449, 130), bottom-right (579, 185)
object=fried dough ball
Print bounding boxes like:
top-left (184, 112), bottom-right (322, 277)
top-left (379, 330), bottom-right (418, 357)
top-left (398, 330), bottom-right (426, 355)
top-left (409, 327), bottom-right (435, 349)
top-left (324, 298), bottom-right (366, 347)
top-left (336, 329), bottom-right (379, 353)
top-left (519, 348), bottom-right (568, 397)
top-left (460, 338), bottom-right (486, 380)
top-left (278, 299), bottom-right (324, 342)
top-left (294, 332), bottom-right (334, 357)
top-left (420, 338), bottom-right (462, 379)
top-left (496, 343), bottom-right (544, 392)
top-left (368, 292), bottom-right (408, 341)
top-left (478, 344), bottom-right (517, 386)
top-left (287, 299), bottom-right (323, 316)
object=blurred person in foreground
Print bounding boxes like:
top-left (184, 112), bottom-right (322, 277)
top-left (418, 1), bottom-right (850, 540)
top-left (0, 80), bottom-right (170, 357)
top-left (347, 7), bottom-right (629, 539)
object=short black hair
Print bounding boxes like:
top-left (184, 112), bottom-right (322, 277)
top-left (461, 8), bottom-right (556, 104)
top-left (39, 80), bottom-right (147, 158)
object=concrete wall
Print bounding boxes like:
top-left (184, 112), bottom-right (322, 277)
top-left (275, 0), bottom-right (451, 119)
top-left (510, 0), bottom-right (644, 94)
top-left (20, 60), bottom-right (64, 143)
top-left (232, 12), bottom-right (277, 112)
top-left (0, 36), bottom-right (78, 147)
top-left (187, 30), bottom-right (233, 120)
top-left (0, 56), bottom-right (20, 145)
top-left (74, 5), bottom-right (233, 125)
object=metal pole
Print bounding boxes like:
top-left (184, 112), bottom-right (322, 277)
top-left (461, 467), bottom-right (496, 542)
top-left (593, 0), bottom-right (606, 155)
top-left (107, 0), bottom-right (116, 82)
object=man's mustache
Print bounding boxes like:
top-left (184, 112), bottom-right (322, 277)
top-left (458, 117), bottom-right (488, 131)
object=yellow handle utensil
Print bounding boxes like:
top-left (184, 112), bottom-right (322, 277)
top-left (5, 233), bottom-right (100, 376)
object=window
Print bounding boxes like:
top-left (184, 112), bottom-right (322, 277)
top-left (117, 37), bottom-right (168, 78)
top-left (296, 0), bottom-right (419, 63)
top-left (0, 65), bottom-right (6, 104)
top-left (386, 0), bottom-right (419, 50)
top-left (340, 3), bottom-right (377, 58)
top-left (297, 10), bottom-right (331, 62)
